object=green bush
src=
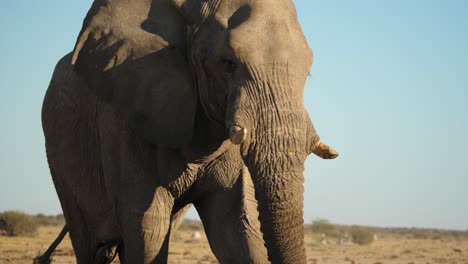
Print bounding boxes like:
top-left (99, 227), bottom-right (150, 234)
top-left (0, 211), bottom-right (38, 237)
top-left (350, 228), bottom-right (374, 245)
top-left (311, 219), bottom-right (340, 237)
top-left (33, 213), bottom-right (65, 226)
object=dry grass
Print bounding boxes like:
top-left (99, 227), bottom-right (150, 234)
top-left (304, 231), bottom-right (468, 264)
top-left (0, 226), bottom-right (73, 264)
top-left (0, 225), bottom-right (216, 264)
top-left (1, 225), bottom-right (468, 263)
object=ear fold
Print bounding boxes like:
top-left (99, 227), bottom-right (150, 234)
top-left (72, 0), bottom-right (196, 148)
top-left (171, 0), bottom-right (213, 23)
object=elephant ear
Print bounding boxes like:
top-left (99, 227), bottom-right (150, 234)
top-left (72, 0), bottom-right (196, 148)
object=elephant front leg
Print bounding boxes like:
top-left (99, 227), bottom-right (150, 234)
top-left (120, 187), bottom-right (174, 264)
top-left (194, 166), bottom-right (268, 263)
top-left (154, 204), bottom-right (192, 263)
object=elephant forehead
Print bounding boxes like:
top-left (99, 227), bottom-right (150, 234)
top-left (222, 1), bottom-right (313, 69)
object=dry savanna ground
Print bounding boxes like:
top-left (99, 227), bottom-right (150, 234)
top-left (1, 224), bottom-right (468, 264)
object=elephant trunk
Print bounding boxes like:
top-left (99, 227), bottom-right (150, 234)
top-left (229, 100), bottom-right (309, 263)
top-left (227, 64), bottom-right (338, 263)
top-left (245, 124), bottom-right (308, 264)
top-left (231, 113), bottom-right (338, 263)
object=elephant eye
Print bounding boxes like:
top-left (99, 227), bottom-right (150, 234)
top-left (221, 59), bottom-right (237, 74)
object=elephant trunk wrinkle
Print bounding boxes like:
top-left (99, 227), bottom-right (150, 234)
top-left (241, 88), bottom-right (308, 263)
top-left (246, 135), bottom-right (307, 263)
top-left (249, 166), bottom-right (306, 263)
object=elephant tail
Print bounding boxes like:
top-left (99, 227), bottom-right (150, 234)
top-left (33, 225), bottom-right (68, 264)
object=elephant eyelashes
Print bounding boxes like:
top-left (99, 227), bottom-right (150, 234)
top-left (221, 58), bottom-right (237, 73)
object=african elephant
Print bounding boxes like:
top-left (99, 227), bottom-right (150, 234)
top-left (41, 0), bottom-right (338, 263)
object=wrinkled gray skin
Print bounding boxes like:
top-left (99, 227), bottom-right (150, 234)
top-left (42, 0), bottom-right (338, 263)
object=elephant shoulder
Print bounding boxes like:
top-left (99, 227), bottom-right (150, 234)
top-left (47, 53), bottom-right (90, 101)
top-left (42, 52), bottom-right (99, 134)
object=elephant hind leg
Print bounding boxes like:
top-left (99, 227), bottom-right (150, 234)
top-left (51, 169), bottom-right (118, 264)
top-left (61, 205), bottom-right (97, 264)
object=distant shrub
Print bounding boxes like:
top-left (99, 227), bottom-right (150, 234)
top-left (311, 219), bottom-right (340, 237)
top-left (179, 219), bottom-right (203, 232)
top-left (0, 211), bottom-right (38, 237)
top-left (350, 228), bottom-right (374, 245)
top-left (33, 213), bottom-right (65, 226)
top-left (413, 232), bottom-right (429, 239)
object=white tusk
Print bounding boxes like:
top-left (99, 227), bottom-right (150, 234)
top-left (229, 126), bottom-right (247, 145)
top-left (312, 141), bottom-right (339, 159)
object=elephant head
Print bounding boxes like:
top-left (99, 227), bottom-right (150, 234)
top-left (72, 0), bottom-right (338, 262)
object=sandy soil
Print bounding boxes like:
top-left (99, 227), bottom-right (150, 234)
top-left (1, 226), bottom-right (468, 264)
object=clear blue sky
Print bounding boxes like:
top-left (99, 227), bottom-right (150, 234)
top-left (1, 0), bottom-right (467, 230)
